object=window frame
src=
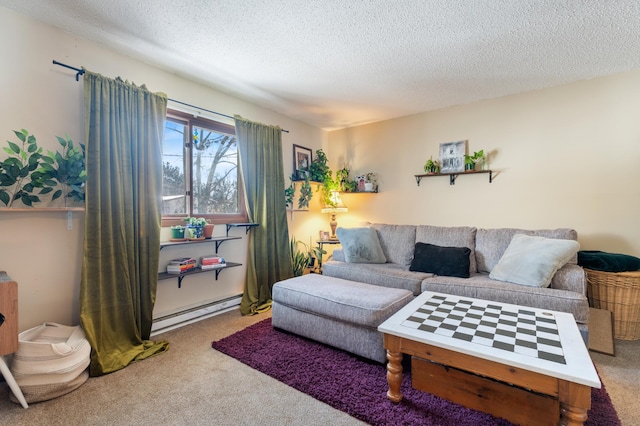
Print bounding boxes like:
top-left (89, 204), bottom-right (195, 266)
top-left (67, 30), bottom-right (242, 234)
top-left (161, 109), bottom-right (247, 227)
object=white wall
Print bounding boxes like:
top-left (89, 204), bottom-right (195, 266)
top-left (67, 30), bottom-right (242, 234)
top-left (0, 7), bottom-right (325, 331)
top-left (327, 71), bottom-right (640, 257)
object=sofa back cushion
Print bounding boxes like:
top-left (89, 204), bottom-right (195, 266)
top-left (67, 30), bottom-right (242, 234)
top-left (371, 223), bottom-right (416, 268)
top-left (415, 225), bottom-right (478, 273)
top-left (476, 228), bottom-right (579, 273)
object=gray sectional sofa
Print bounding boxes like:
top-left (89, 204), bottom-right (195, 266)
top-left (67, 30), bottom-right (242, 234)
top-left (322, 223), bottom-right (589, 338)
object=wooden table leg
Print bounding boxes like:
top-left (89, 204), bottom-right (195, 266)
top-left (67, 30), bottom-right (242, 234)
top-left (386, 349), bottom-right (403, 402)
top-left (558, 381), bottom-right (590, 426)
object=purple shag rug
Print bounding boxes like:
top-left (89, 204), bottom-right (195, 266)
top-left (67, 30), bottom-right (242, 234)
top-left (211, 319), bottom-right (620, 426)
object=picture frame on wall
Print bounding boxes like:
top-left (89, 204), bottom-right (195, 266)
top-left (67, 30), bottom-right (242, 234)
top-left (439, 140), bottom-right (467, 173)
top-left (293, 144), bottom-right (312, 180)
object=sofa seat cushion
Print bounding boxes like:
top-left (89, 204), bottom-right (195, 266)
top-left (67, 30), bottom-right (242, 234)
top-left (272, 274), bottom-right (413, 328)
top-left (420, 274), bottom-right (589, 325)
top-left (322, 260), bottom-right (432, 295)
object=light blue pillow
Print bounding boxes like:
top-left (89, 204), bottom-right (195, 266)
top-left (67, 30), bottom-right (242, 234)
top-left (489, 234), bottom-right (580, 287)
top-left (336, 227), bottom-right (387, 264)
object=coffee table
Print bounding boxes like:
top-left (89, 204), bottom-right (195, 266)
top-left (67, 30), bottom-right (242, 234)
top-left (378, 291), bottom-right (601, 426)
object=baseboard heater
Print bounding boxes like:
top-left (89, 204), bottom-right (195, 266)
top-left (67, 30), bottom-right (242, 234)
top-left (150, 294), bottom-right (242, 336)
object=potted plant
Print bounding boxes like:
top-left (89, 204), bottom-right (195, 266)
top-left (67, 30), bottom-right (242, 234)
top-left (184, 217), bottom-right (207, 240)
top-left (290, 237), bottom-right (311, 277)
top-left (423, 157), bottom-right (440, 174)
top-left (464, 150), bottom-right (485, 172)
top-left (203, 220), bottom-right (215, 239)
top-left (365, 173), bottom-right (378, 192)
top-left (170, 225), bottom-right (186, 240)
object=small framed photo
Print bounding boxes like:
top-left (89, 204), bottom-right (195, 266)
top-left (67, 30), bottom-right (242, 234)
top-left (439, 140), bottom-right (467, 173)
top-left (293, 144), bottom-right (312, 180)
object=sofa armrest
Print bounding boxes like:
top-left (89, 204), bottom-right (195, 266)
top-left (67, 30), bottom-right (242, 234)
top-left (332, 249), bottom-right (345, 262)
top-left (550, 264), bottom-right (587, 295)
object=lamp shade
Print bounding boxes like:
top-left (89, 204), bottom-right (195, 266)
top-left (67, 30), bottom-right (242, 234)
top-left (321, 190), bottom-right (348, 214)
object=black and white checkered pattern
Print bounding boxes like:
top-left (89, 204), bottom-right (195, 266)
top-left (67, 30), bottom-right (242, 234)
top-left (401, 294), bottom-right (566, 364)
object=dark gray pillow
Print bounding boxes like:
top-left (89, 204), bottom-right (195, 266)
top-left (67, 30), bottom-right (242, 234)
top-left (409, 242), bottom-right (471, 278)
top-left (336, 227), bottom-right (387, 264)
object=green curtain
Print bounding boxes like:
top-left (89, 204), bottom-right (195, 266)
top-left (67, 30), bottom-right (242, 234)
top-left (80, 70), bottom-right (169, 376)
top-left (234, 115), bottom-right (293, 315)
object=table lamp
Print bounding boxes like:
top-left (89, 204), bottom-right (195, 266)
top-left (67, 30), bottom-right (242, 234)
top-left (321, 190), bottom-right (348, 240)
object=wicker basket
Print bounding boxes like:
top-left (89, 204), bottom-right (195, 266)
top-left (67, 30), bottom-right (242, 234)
top-left (585, 268), bottom-right (640, 340)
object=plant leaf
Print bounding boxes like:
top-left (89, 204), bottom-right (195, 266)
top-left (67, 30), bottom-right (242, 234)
top-left (7, 141), bottom-right (20, 154)
top-left (0, 191), bottom-right (9, 206)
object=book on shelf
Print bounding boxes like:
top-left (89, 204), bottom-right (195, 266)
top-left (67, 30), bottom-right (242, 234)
top-left (199, 263), bottom-right (227, 270)
top-left (166, 262), bottom-right (197, 274)
top-left (200, 256), bottom-right (225, 265)
top-left (168, 257), bottom-right (197, 266)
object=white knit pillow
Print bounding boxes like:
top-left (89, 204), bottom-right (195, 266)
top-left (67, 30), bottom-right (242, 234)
top-left (489, 234), bottom-right (580, 287)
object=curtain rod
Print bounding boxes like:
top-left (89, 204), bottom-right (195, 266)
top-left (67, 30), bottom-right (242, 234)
top-left (52, 60), bottom-right (289, 133)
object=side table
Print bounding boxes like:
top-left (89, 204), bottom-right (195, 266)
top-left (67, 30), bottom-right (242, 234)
top-left (316, 240), bottom-right (341, 272)
top-left (0, 272), bottom-right (28, 408)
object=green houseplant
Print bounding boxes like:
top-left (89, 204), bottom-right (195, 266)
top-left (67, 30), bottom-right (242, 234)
top-left (40, 135), bottom-right (87, 205)
top-left (184, 217), bottom-right (208, 239)
top-left (290, 237), bottom-right (311, 277)
top-left (464, 150), bottom-right (484, 171)
top-left (423, 157), bottom-right (440, 174)
top-left (0, 129), bottom-right (54, 207)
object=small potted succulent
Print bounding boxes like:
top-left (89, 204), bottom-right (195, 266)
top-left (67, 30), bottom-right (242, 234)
top-left (464, 150), bottom-right (484, 172)
top-left (423, 157), bottom-right (440, 174)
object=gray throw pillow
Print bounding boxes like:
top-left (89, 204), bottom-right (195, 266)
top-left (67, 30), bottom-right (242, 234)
top-left (336, 227), bottom-right (387, 264)
top-left (489, 234), bottom-right (580, 287)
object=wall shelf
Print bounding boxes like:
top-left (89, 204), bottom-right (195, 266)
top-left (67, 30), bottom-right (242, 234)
top-left (160, 236), bottom-right (241, 253)
top-left (414, 170), bottom-right (493, 186)
top-left (158, 262), bottom-right (242, 288)
top-left (159, 222), bottom-right (257, 288)
top-left (226, 222), bottom-right (259, 236)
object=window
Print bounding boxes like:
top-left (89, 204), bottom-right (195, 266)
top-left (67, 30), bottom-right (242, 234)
top-left (161, 110), bottom-right (246, 225)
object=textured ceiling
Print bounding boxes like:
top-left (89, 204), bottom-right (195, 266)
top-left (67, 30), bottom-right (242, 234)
top-left (2, 0), bottom-right (640, 130)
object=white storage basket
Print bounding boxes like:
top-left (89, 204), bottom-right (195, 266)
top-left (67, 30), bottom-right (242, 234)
top-left (9, 323), bottom-right (90, 403)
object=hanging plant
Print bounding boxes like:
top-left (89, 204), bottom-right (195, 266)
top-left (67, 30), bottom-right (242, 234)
top-left (284, 176), bottom-right (295, 209)
top-left (0, 129), bottom-right (55, 207)
top-left (298, 177), bottom-right (312, 209)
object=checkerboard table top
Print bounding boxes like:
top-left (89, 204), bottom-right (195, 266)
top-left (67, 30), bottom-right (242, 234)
top-left (378, 291), bottom-right (601, 388)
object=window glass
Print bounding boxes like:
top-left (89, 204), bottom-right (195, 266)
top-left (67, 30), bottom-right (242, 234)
top-left (161, 110), bottom-right (245, 224)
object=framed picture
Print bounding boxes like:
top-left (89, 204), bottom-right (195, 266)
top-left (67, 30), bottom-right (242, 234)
top-left (439, 140), bottom-right (467, 173)
top-left (293, 144), bottom-right (312, 180)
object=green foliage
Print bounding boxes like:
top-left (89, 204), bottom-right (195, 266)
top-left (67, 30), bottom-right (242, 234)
top-left (0, 129), bottom-right (53, 207)
top-left (336, 166), bottom-right (357, 192)
top-left (297, 177), bottom-right (312, 209)
top-left (464, 150), bottom-right (485, 166)
top-left (184, 217), bottom-right (208, 226)
top-left (40, 135), bottom-right (87, 204)
top-left (308, 149), bottom-right (331, 183)
top-left (424, 156), bottom-right (440, 173)
top-left (290, 238), bottom-right (311, 277)
top-left (284, 176), bottom-right (295, 209)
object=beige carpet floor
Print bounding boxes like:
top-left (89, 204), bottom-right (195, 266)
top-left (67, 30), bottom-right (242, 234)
top-left (1, 309), bottom-right (638, 425)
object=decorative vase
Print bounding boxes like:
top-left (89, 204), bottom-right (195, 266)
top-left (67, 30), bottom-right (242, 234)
top-left (364, 182), bottom-right (374, 192)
